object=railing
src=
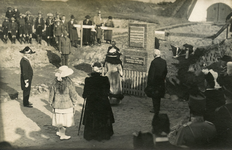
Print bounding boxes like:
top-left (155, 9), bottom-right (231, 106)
top-left (205, 21), bottom-right (231, 40)
top-left (122, 69), bottom-right (147, 97)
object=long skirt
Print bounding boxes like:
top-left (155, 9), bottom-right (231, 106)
top-left (52, 107), bottom-right (74, 127)
top-left (104, 30), bottom-right (113, 41)
top-left (83, 29), bottom-right (91, 45)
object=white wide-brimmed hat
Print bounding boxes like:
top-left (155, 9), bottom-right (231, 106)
top-left (55, 66), bottom-right (74, 81)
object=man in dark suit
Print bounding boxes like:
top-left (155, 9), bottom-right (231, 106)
top-left (20, 46), bottom-right (35, 108)
top-left (34, 11), bottom-right (45, 44)
top-left (147, 49), bottom-right (167, 115)
top-left (59, 31), bottom-right (71, 66)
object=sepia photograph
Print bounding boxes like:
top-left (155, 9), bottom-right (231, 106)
top-left (0, 0), bottom-right (231, 149)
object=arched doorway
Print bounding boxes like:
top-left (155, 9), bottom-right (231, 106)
top-left (207, 3), bottom-right (232, 22)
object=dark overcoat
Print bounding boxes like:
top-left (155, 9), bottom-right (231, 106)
top-left (83, 19), bottom-right (92, 45)
top-left (59, 37), bottom-right (71, 54)
top-left (82, 72), bottom-right (114, 141)
top-left (67, 20), bottom-right (78, 41)
top-left (34, 17), bottom-right (45, 30)
top-left (147, 57), bottom-right (167, 97)
top-left (20, 57), bottom-right (33, 92)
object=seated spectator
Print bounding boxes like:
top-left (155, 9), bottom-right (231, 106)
top-left (201, 68), bottom-right (225, 123)
top-left (213, 86), bottom-right (232, 148)
top-left (168, 92), bottom-right (217, 148)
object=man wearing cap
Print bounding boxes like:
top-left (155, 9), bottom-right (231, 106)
top-left (83, 15), bottom-right (92, 46)
top-left (168, 93), bottom-right (217, 148)
top-left (25, 11), bottom-right (34, 44)
top-left (34, 11), bottom-right (45, 44)
top-left (45, 13), bottom-right (54, 46)
top-left (93, 11), bottom-right (103, 45)
top-left (9, 17), bottom-right (18, 44)
top-left (17, 13), bottom-right (26, 44)
top-left (2, 17), bottom-right (10, 44)
top-left (147, 49), bottom-right (167, 115)
top-left (53, 19), bottom-right (64, 50)
top-left (67, 15), bottom-right (78, 47)
top-left (20, 46), bottom-right (35, 108)
top-left (59, 31), bottom-right (71, 66)
top-left (5, 7), bottom-right (13, 21)
top-left (213, 86), bottom-right (232, 148)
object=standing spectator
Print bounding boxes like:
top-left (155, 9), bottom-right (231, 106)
top-left (54, 12), bottom-right (61, 21)
top-left (2, 17), bottom-right (10, 44)
top-left (93, 11), bottom-right (103, 45)
top-left (104, 16), bottom-right (114, 44)
top-left (12, 7), bottom-right (20, 20)
top-left (82, 62), bottom-right (115, 141)
top-left (90, 26), bottom-right (96, 46)
top-left (107, 41), bottom-right (120, 56)
top-left (83, 15), bottom-right (92, 46)
top-left (213, 86), bottom-right (232, 148)
top-left (9, 17), bottom-right (18, 44)
top-left (147, 49), bottom-right (167, 115)
top-left (168, 93), bottom-right (217, 148)
top-left (53, 19), bottom-right (63, 50)
top-left (34, 11), bottom-right (45, 44)
top-left (45, 13), bottom-right (54, 46)
top-left (17, 13), bottom-right (26, 44)
top-left (24, 11), bottom-right (34, 44)
top-left (67, 15), bottom-right (78, 47)
top-left (20, 46), bottom-right (35, 108)
top-left (5, 7), bottom-right (13, 21)
top-left (103, 48), bottom-right (123, 105)
top-left (59, 31), bottom-right (71, 66)
top-left (61, 15), bottom-right (68, 32)
top-left (49, 66), bottom-right (79, 140)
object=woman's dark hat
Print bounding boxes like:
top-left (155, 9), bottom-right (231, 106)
top-left (108, 16), bottom-right (112, 19)
top-left (92, 62), bottom-right (102, 68)
top-left (85, 15), bottom-right (91, 19)
top-left (188, 93), bottom-right (206, 115)
top-left (221, 55), bottom-right (232, 62)
top-left (20, 46), bottom-right (35, 54)
top-left (71, 15), bottom-right (75, 19)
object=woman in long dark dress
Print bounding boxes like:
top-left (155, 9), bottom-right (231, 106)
top-left (67, 15), bottom-right (78, 47)
top-left (82, 62), bottom-right (115, 141)
top-left (83, 15), bottom-right (92, 46)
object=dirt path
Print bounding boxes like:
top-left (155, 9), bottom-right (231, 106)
top-left (0, 64), bottom-right (189, 149)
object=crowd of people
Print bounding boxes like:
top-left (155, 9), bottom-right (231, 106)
top-left (2, 8), bottom-right (115, 48)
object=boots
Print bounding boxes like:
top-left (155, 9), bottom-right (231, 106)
top-left (47, 38), bottom-right (50, 46)
top-left (19, 37), bottom-right (22, 44)
top-left (22, 37), bottom-right (25, 44)
top-left (39, 36), bottom-right (42, 44)
top-left (57, 127), bottom-right (71, 140)
top-left (29, 38), bottom-right (32, 44)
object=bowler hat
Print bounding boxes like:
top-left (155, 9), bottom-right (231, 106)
top-left (85, 15), bottom-right (91, 19)
top-left (71, 15), bottom-right (75, 19)
top-left (221, 55), bottom-right (232, 62)
top-left (7, 7), bottom-right (12, 10)
top-left (20, 46), bottom-right (35, 54)
top-left (188, 92), bottom-right (206, 115)
top-left (108, 16), bottom-right (112, 19)
top-left (92, 62), bottom-right (102, 68)
top-left (25, 11), bottom-right (31, 15)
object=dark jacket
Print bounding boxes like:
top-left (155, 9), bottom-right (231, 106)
top-left (34, 17), bottom-right (45, 29)
top-left (13, 10), bottom-right (20, 20)
top-left (67, 20), bottom-right (78, 41)
top-left (25, 16), bottom-right (33, 26)
top-left (59, 37), bottom-right (71, 54)
top-left (10, 21), bottom-right (18, 31)
top-left (5, 11), bottom-right (13, 19)
top-left (53, 24), bottom-right (63, 36)
top-left (61, 20), bottom-right (68, 31)
top-left (18, 17), bottom-right (25, 27)
top-left (147, 57), bottom-right (167, 97)
top-left (20, 57), bottom-right (33, 90)
top-left (2, 21), bottom-right (10, 30)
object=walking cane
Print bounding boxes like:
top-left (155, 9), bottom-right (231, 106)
top-left (78, 98), bottom-right (86, 136)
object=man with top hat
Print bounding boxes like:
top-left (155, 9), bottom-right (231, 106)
top-left (67, 15), bottom-right (78, 47)
top-left (83, 15), bottom-right (92, 46)
top-left (93, 11), bottom-right (103, 45)
top-left (17, 13), bottom-right (26, 44)
top-left (9, 17), bottom-right (18, 44)
top-left (212, 86), bottom-right (232, 148)
top-left (25, 11), bottom-right (34, 44)
top-left (168, 92), bottom-right (217, 148)
top-left (20, 46), bottom-right (35, 108)
top-left (147, 49), bottom-right (167, 115)
top-left (45, 13), bottom-right (54, 46)
top-left (53, 19), bottom-right (64, 50)
top-left (2, 17), bottom-right (10, 44)
top-left (34, 11), bottom-right (45, 44)
top-left (59, 30), bottom-right (71, 66)
top-left (5, 7), bottom-right (13, 21)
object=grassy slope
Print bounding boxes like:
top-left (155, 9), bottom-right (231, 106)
top-left (0, 0), bottom-right (190, 26)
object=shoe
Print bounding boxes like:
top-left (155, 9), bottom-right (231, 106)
top-left (29, 102), bottom-right (33, 106)
top-left (56, 132), bottom-right (60, 136)
top-left (60, 135), bottom-right (71, 140)
top-left (24, 105), bottom-right (33, 108)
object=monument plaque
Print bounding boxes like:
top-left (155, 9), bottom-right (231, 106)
top-left (129, 26), bottom-right (145, 48)
top-left (124, 55), bottom-right (145, 66)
